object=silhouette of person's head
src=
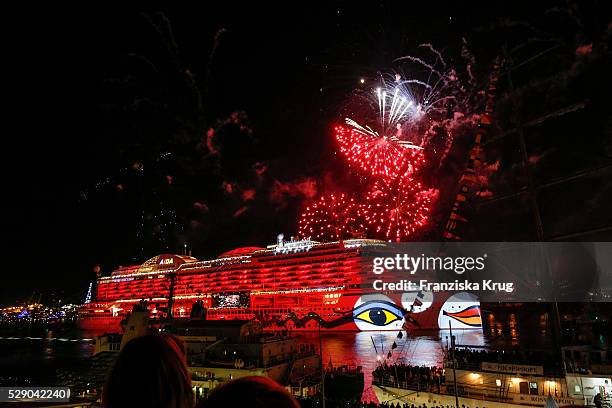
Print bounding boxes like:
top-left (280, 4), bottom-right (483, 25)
top-left (103, 333), bottom-right (193, 408)
top-left (197, 376), bottom-right (299, 408)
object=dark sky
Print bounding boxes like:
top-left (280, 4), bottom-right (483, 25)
top-left (2, 4), bottom-right (610, 305)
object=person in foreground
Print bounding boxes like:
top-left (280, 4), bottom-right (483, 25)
top-left (197, 376), bottom-right (300, 408)
top-left (102, 333), bottom-right (194, 408)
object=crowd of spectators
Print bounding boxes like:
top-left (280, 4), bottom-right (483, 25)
top-left (298, 400), bottom-right (471, 408)
top-left (372, 363), bottom-right (444, 392)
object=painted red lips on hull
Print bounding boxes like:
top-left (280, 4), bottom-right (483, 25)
top-left (442, 305), bottom-right (482, 328)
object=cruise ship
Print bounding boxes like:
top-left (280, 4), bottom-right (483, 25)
top-left (78, 238), bottom-right (482, 332)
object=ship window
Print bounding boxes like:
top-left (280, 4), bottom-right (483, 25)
top-left (495, 379), bottom-right (501, 387)
top-left (519, 382), bottom-right (529, 394)
top-left (529, 382), bottom-right (538, 395)
top-left (590, 352), bottom-right (602, 364)
top-left (574, 385), bottom-right (581, 393)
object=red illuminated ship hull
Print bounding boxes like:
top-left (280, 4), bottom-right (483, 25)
top-left (78, 240), bottom-right (482, 332)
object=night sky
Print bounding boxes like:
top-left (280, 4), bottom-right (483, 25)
top-left (2, 5), bottom-right (610, 305)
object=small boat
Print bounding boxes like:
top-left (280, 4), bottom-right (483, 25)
top-left (324, 360), bottom-right (365, 403)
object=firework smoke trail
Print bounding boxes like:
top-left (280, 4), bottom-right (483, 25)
top-left (419, 43), bottom-right (447, 68)
top-left (393, 43), bottom-right (474, 116)
top-left (386, 44), bottom-right (479, 166)
top-left (206, 27), bottom-right (228, 92)
top-left (393, 55), bottom-right (443, 79)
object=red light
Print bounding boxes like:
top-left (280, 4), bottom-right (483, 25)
top-left (298, 193), bottom-right (359, 241)
top-left (358, 176), bottom-right (431, 241)
top-left (334, 125), bottom-right (424, 182)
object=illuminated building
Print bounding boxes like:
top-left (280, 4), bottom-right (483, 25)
top-left (79, 238), bottom-right (482, 332)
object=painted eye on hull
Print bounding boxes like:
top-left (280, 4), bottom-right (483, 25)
top-left (355, 308), bottom-right (400, 325)
top-left (353, 301), bottom-right (403, 327)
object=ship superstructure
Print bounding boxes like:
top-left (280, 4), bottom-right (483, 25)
top-left (79, 238), bottom-right (482, 332)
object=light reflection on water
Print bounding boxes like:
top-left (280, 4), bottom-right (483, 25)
top-left (0, 331), bottom-right (95, 386)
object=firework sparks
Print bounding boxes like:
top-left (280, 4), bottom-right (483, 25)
top-left (390, 43), bottom-right (474, 122)
top-left (358, 176), bottom-right (432, 241)
top-left (335, 123), bottom-right (424, 180)
top-left (298, 192), bottom-right (360, 240)
top-left (374, 73), bottom-right (454, 135)
top-left (375, 84), bottom-right (421, 134)
top-left (299, 44), bottom-right (473, 242)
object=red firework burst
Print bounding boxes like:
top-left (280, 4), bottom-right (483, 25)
top-left (298, 193), bottom-right (360, 240)
top-left (358, 176), bottom-right (431, 241)
top-left (334, 124), bottom-right (425, 181)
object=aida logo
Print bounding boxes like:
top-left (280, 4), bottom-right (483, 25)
top-left (159, 258), bottom-right (174, 265)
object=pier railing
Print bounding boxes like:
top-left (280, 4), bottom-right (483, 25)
top-left (373, 376), bottom-right (582, 406)
top-left (443, 360), bottom-right (567, 377)
top-left (372, 377), bottom-right (442, 394)
top-left (372, 377), bottom-right (514, 403)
